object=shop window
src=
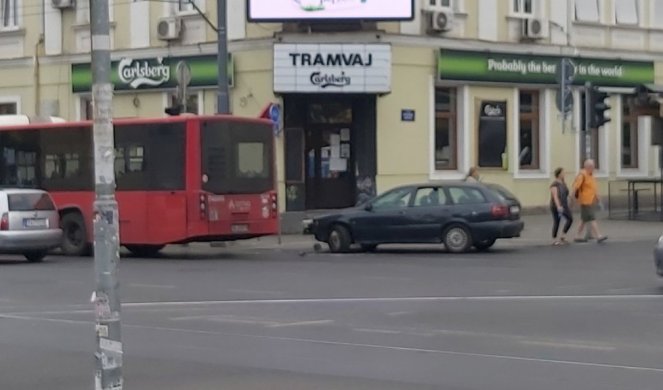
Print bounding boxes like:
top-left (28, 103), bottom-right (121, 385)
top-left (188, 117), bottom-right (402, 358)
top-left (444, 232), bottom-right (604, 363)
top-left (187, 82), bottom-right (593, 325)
top-left (0, 0), bottom-right (18, 30)
top-left (615, 0), bottom-right (638, 25)
top-left (518, 90), bottom-right (540, 170)
top-left (575, 0), bottom-right (600, 22)
top-left (512, 0), bottom-right (533, 15)
top-left (307, 102), bottom-right (352, 124)
top-left (578, 91), bottom-right (600, 169)
top-left (621, 96), bottom-right (638, 169)
top-left (80, 96), bottom-right (93, 120)
top-left (0, 101), bottom-right (17, 114)
top-left (169, 92), bottom-right (200, 115)
top-left (434, 87), bottom-right (457, 170)
top-left (477, 101), bottom-right (507, 168)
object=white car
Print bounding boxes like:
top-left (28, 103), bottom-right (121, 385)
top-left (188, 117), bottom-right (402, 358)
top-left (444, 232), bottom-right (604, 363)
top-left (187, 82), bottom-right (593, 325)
top-left (0, 189), bottom-right (62, 262)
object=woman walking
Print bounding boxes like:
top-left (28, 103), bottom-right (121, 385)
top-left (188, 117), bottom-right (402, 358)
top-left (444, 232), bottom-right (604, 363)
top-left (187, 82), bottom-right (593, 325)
top-left (550, 167), bottom-right (573, 245)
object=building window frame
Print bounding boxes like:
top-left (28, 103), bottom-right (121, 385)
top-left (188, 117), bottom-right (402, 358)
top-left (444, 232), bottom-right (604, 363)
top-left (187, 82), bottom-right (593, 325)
top-left (614, 0), bottom-right (639, 26)
top-left (76, 0), bottom-right (114, 24)
top-left (0, 0), bottom-right (19, 31)
top-left (517, 89), bottom-right (541, 171)
top-left (430, 81), bottom-right (469, 181)
top-left (620, 95), bottom-right (639, 169)
top-left (511, 0), bottom-right (535, 17)
top-left (173, 0), bottom-right (205, 16)
top-left (434, 86), bottom-right (458, 171)
top-left (652, 0), bottom-right (663, 29)
top-left (0, 95), bottom-right (20, 115)
top-left (574, 89), bottom-right (609, 177)
top-left (163, 90), bottom-right (204, 115)
top-left (575, 0), bottom-right (601, 23)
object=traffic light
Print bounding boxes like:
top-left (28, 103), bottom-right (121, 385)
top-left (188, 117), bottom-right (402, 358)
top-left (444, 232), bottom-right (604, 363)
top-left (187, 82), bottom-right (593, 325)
top-left (589, 87), bottom-right (611, 129)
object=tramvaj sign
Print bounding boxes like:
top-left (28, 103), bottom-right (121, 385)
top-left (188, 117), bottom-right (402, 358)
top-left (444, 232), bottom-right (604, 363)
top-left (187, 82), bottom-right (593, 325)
top-left (71, 54), bottom-right (234, 93)
top-left (274, 44), bottom-right (391, 94)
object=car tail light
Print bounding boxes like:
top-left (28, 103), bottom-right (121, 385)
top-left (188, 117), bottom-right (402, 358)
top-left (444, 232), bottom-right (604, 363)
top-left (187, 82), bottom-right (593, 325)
top-left (0, 213), bottom-right (8, 230)
top-left (491, 204), bottom-right (509, 219)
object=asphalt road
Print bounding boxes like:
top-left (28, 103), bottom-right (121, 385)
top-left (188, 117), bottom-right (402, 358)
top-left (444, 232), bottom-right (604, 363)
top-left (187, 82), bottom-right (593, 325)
top-left (1, 240), bottom-right (662, 390)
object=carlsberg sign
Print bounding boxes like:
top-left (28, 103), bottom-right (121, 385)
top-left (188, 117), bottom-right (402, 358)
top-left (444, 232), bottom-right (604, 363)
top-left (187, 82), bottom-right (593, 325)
top-left (118, 58), bottom-right (171, 89)
top-left (71, 54), bottom-right (234, 93)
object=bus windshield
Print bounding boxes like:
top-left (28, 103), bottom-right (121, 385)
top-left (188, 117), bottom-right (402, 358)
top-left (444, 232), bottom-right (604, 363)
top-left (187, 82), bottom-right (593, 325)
top-left (201, 120), bottom-right (274, 194)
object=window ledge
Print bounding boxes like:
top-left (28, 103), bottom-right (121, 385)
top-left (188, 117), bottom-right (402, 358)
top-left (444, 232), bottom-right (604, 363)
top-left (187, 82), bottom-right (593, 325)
top-left (176, 10), bottom-right (206, 18)
top-left (616, 169), bottom-right (648, 178)
top-left (573, 20), bottom-right (605, 27)
top-left (514, 171), bottom-right (550, 180)
top-left (430, 171), bottom-right (466, 181)
top-left (0, 27), bottom-right (25, 37)
top-left (506, 14), bottom-right (535, 20)
top-left (73, 22), bottom-right (117, 30)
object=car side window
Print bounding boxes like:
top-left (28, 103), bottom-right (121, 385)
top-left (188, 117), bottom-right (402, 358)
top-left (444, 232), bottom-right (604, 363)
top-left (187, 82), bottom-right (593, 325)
top-left (448, 187), bottom-right (486, 205)
top-left (371, 188), bottom-right (413, 210)
top-left (414, 187), bottom-right (447, 207)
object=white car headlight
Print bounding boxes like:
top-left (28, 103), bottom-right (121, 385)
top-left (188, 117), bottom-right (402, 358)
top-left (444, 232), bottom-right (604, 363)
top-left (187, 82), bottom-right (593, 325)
top-left (657, 235), bottom-right (663, 246)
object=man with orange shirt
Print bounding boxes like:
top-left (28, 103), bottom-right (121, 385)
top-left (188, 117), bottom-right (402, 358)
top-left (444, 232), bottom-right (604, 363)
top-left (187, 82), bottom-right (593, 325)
top-left (573, 159), bottom-right (607, 243)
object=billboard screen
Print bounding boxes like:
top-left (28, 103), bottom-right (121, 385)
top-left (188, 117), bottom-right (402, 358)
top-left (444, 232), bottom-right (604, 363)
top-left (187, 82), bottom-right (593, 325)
top-left (248, 0), bottom-right (414, 22)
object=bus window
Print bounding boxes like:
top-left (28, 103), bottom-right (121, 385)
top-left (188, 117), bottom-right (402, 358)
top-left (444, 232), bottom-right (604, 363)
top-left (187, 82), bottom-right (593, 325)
top-left (201, 120), bottom-right (273, 195)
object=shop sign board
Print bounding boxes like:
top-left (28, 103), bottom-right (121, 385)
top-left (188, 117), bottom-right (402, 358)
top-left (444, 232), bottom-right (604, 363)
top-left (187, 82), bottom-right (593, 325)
top-left (71, 54), bottom-right (234, 93)
top-left (438, 49), bottom-right (654, 87)
top-left (274, 44), bottom-right (391, 94)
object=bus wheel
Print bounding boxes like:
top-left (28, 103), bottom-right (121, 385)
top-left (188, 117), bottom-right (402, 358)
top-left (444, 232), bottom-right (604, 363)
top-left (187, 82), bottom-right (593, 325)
top-left (61, 212), bottom-right (90, 257)
top-left (126, 245), bottom-right (165, 258)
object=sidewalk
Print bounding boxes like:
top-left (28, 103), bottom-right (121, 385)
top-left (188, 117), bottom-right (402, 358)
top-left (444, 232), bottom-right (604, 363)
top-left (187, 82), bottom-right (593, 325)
top-left (161, 214), bottom-right (663, 255)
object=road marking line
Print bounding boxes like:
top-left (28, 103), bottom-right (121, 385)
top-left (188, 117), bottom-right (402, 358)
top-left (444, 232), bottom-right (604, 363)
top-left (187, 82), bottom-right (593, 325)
top-left (267, 320), bottom-right (334, 328)
top-left (354, 328), bottom-right (403, 335)
top-left (129, 283), bottom-right (176, 289)
top-left (2, 313), bottom-right (661, 373)
top-left (520, 340), bottom-right (617, 351)
top-left (122, 294), bottom-right (663, 307)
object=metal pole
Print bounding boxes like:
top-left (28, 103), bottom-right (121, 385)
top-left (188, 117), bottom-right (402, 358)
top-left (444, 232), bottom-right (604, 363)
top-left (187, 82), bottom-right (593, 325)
top-left (217, 0), bottom-right (230, 114)
top-left (90, 0), bottom-right (123, 388)
top-left (584, 82), bottom-right (592, 161)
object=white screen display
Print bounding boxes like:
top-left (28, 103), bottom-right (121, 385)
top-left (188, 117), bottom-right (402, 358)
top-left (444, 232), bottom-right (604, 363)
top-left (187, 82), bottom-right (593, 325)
top-left (248, 0), bottom-right (414, 21)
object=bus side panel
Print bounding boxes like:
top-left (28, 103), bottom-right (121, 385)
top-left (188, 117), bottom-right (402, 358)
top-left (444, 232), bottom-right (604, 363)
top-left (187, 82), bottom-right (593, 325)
top-left (185, 118), bottom-right (209, 239)
top-left (115, 192), bottom-right (148, 245)
top-left (146, 192), bottom-right (188, 244)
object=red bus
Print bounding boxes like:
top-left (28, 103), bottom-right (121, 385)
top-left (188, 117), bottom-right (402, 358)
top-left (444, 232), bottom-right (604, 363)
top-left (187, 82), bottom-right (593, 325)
top-left (0, 115), bottom-right (278, 256)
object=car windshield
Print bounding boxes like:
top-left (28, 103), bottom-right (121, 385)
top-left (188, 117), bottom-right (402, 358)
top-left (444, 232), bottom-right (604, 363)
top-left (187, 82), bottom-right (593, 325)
top-left (371, 187), bottom-right (412, 209)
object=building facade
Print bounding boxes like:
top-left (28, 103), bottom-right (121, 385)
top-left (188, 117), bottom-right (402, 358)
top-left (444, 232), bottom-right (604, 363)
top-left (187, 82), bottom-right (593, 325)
top-left (1, 0), bottom-right (663, 215)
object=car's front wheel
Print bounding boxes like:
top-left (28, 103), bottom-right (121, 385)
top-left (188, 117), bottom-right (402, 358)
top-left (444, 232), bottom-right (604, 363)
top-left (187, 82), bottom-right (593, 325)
top-left (474, 239), bottom-right (497, 252)
top-left (24, 251), bottom-right (46, 263)
top-left (443, 225), bottom-right (472, 253)
top-left (328, 225), bottom-right (352, 253)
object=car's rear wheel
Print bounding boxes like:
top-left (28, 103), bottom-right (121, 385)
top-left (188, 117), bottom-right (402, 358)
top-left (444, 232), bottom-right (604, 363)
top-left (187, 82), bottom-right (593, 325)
top-left (474, 239), bottom-right (497, 252)
top-left (125, 245), bottom-right (165, 258)
top-left (61, 212), bottom-right (90, 257)
top-left (361, 244), bottom-right (378, 252)
top-left (24, 251), bottom-right (46, 263)
top-left (443, 225), bottom-right (472, 253)
top-left (328, 225), bottom-right (352, 253)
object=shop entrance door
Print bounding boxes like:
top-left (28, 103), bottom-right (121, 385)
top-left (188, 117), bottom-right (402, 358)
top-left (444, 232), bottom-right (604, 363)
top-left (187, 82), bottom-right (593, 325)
top-left (305, 102), bottom-right (355, 209)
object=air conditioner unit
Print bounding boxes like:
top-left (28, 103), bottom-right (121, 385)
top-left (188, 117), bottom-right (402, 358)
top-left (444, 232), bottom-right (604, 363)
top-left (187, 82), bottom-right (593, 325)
top-left (157, 17), bottom-right (182, 41)
top-left (51, 0), bottom-right (75, 9)
top-left (522, 18), bottom-right (548, 40)
top-left (427, 10), bottom-right (454, 33)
